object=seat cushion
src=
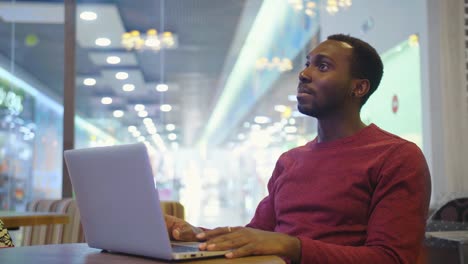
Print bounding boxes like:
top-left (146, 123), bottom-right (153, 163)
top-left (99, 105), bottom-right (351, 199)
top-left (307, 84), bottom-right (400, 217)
top-left (0, 219), bottom-right (14, 248)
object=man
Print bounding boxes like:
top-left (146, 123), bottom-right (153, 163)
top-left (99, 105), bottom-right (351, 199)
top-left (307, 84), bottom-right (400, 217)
top-left (165, 34), bottom-right (431, 263)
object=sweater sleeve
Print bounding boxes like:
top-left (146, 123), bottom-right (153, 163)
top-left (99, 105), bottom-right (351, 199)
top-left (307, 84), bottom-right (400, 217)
top-left (297, 142), bottom-right (431, 264)
top-left (246, 153), bottom-right (290, 231)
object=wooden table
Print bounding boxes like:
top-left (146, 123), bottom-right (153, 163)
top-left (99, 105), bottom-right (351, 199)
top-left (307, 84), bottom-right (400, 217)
top-left (0, 243), bottom-right (285, 264)
top-left (0, 211), bottom-right (69, 228)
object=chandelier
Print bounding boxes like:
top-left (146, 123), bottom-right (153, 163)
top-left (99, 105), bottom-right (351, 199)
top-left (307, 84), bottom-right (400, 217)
top-left (121, 29), bottom-right (178, 51)
top-left (326, 0), bottom-right (352, 15)
top-left (288, 0), bottom-right (352, 16)
top-left (256, 57), bottom-right (293, 72)
top-left (288, 0), bottom-right (317, 17)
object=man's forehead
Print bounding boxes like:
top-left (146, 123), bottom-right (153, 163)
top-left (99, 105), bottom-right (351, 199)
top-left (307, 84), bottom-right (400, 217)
top-left (307, 39), bottom-right (353, 59)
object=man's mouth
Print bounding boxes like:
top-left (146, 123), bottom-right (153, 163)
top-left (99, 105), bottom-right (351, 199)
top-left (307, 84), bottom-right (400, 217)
top-left (297, 85), bottom-right (313, 95)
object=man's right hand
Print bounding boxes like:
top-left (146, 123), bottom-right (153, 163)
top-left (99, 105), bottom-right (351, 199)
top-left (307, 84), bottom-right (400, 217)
top-left (164, 214), bottom-right (203, 241)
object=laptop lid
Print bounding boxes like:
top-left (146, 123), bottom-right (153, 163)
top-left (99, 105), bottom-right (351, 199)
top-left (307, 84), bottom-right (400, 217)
top-left (64, 143), bottom-right (225, 260)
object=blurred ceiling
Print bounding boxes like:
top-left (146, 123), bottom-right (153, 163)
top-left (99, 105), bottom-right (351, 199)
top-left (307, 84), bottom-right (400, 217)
top-left (0, 0), bottom-right (317, 149)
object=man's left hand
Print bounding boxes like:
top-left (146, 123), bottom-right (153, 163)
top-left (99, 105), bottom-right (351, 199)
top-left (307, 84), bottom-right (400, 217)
top-left (196, 227), bottom-right (301, 262)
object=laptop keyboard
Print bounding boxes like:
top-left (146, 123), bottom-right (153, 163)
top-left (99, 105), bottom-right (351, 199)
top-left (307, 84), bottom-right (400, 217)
top-left (171, 245), bottom-right (200, 253)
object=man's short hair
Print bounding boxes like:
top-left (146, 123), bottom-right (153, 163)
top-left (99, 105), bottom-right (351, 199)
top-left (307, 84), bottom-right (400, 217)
top-left (327, 34), bottom-right (384, 107)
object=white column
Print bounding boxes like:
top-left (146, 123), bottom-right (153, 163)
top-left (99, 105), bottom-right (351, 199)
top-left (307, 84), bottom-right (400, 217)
top-left (424, 0), bottom-right (468, 205)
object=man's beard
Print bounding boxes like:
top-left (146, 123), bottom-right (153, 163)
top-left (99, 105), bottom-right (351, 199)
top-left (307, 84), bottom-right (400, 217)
top-left (297, 99), bottom-right (343, 119)
top-left (297, 104), bottom-right (319, 118)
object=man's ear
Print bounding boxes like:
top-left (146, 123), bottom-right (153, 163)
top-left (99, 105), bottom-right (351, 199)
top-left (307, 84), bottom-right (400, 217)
top-left (351, 79), bottom-right (370, 98)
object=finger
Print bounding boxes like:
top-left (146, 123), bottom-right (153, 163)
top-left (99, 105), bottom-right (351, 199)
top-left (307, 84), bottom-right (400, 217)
top-left (197, 226), bottom-right (239, 240)
top-left (205, 231), bottom-right (242, 246)
top-left (206, 235), bottom-right (249, 251)
top-left (164, 215), bottom-right (181, 229)
top-left (199, 235), bottom-right (231, 251)
top-left (199, 231), bottom-right (246, 251)
top-left (225, 243), bottom-right (257, 259)
top-left (173, 225), bottom-right (198, 241)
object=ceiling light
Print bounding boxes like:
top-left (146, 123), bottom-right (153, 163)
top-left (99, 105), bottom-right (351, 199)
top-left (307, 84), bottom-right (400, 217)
top-left (160, 104), bottom-right (172, 112)
top-left (289, 118), bottom-right (296, 125)
top-left (113, 110), bottom-right (124, 118)
top-left (267, 125), bottom-right (280, 133)
top-left (106, 56), bottom-right (121, 64)
top-left (147, 127), bottom-right (157, 135)
top-left (409, 34), bottom-right (419, 47)
top-left (274, 122), bottom-right (283, 129)
top-left (145, 124), bottom-right (156, 131)
top-left (95, 38), bottom-right (111, 47)
top-left (122, 84), bottom-right (135, 92)
top-left (284, 126), bottom-right (297, 133)
top-left (83, 78), bottom-right (96, 86)
top-left (115, 72), bottom-right (128, 80)
top-left (134, 104), bottom-right (145, 112)
top-left (143, 118), bottom-right (153, 125)
top-left (251, 124), bottom-right (261, 130)
top-left (288, 0), bottom-right (317, 17)
top-left (166, 124), bottom-right (175, 131)
top-left (132, 130), bottom-right (141, 137)
top-left (128, 126), bottom-right (137, 132)
top-left (80, 11), bottom-right (97, 21)
top-left (101, 97), bottom-right (112, 105)
top-left (254, 116), bottom-right (271, 124)
top-left (237, 133), bottom-right (245, 140)
top-left (168, 133), bottom-right (177, 141)
top-left (138, 110), bottom-right (148, 117)
top-left (274, 105), bottom-right (287, 112)
top-left (137, 136), bottom-right (146, 142)
top-left (325, 0), bottom-right (352, 15)
top-left (288, 95), bottom-right (297, 102)
top-left (156, 83), bottom-right (169, 92)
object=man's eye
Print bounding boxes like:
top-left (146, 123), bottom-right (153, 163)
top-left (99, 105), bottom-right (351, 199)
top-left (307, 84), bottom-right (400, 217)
top-left (318, 63), bottom-right (329, 71)
top-left (305, 62), bottom-right (310, 67)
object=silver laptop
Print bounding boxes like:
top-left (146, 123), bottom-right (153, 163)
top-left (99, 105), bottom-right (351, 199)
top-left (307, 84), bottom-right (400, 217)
top-left (64, 143), bottom-right (227, 260)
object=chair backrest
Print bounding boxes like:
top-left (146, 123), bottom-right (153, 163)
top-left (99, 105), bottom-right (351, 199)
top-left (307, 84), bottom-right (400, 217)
top-left (430, 198), bottom-right (468, 222)
top-left (22, 199), bottom-right (62, 246)
top-left (48, 198), bottom-right (85, 245)
top-left (22, 199), bottom-right (184, 246)
top-left (160, 201), bottom-right (185, 220)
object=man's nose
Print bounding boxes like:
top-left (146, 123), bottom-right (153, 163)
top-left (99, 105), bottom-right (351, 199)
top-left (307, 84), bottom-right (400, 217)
top-left (299, 71), bottom-right (310, 83)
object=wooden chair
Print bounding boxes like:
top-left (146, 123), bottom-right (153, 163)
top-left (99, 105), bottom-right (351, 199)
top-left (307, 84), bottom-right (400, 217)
top-left (22, 199), bottom-right (185, 246)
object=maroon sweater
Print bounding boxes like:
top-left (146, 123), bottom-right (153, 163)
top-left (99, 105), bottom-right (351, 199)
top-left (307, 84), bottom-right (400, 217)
top-left (247, 124), bottom-right (431, 264)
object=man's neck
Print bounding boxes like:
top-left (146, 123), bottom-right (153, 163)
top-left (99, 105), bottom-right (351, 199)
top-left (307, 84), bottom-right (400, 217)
top-left (316, 113), bottom-right (367, 143)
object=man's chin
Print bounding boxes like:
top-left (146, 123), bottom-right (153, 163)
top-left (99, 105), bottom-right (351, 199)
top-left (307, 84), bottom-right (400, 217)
top-left (297, 105), bottom-right (318, 118)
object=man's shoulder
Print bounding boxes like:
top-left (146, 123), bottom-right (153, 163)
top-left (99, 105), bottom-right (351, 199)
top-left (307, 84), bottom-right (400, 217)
top-left (368, 125), bottom-right (426, 162)
top-left (368, 124), bottom-right (418, 147)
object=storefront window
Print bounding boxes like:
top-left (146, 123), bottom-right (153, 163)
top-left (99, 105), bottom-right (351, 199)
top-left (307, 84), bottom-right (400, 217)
top-left (0, 0), bottom-right (65, 210)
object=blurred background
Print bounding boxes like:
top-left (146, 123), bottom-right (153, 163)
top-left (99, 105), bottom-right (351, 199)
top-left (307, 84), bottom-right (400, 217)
top-left (0, 0), bottom-right (465, 228)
